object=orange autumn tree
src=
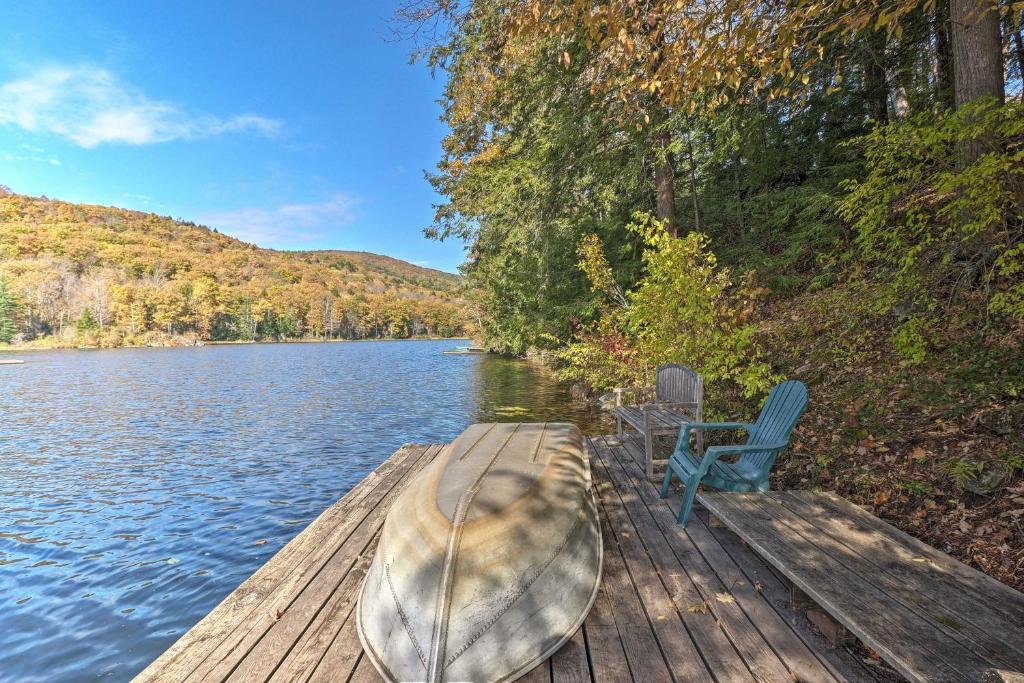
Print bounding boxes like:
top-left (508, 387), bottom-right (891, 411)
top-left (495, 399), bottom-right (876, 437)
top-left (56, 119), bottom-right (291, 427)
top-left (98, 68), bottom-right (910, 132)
top-left (505, 0), bottom-right (1017, 117)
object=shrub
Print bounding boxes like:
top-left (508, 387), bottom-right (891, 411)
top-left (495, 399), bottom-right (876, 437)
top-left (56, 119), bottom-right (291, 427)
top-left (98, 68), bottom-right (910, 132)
top-left (838, 99), bottom-right (1024, 363)
top-left (560, 213), bottom-right (776, 398)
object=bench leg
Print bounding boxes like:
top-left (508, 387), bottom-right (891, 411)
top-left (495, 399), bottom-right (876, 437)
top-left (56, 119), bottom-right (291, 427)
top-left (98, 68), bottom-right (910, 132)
top-left (616, 414), bottom-right (622, 437)
top-left (644, 429), bottom-right (654, 481)
top-left (790, 587), bottom-right (849, 647)
top-left (676, 474), bottom-right (701, 527)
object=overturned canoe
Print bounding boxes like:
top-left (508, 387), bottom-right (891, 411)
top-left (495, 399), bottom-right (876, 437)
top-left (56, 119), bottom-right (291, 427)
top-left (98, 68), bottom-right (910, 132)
top-left (357, 422), bottom-right (602, 683)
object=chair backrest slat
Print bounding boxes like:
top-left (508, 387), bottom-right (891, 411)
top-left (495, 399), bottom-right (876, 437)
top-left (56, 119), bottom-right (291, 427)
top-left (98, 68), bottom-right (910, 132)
top-left (655, 364), bottom-right (703, 407)
top-left (740, 380), bottom-right (809, 475)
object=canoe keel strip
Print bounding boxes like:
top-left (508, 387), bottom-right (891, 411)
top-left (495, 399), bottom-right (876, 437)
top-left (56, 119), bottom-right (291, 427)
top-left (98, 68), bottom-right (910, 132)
top-left (357, 423), bottom-right (603, 682)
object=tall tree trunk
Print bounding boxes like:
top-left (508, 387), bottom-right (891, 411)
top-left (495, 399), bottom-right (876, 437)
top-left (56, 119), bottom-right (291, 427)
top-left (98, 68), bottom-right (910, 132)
top-left (654, 129), bottom-right (678, 237)
top-left (934, 0), bottom-right (956, 109)
top-left (864, 29), bottom-right (890, 122)
top-left (951, 0), bottom-right (1005, 165)
top-left (948, 0), bottom-right (1006, 247)
top-left (951, 0), bottom-right (1005, 107)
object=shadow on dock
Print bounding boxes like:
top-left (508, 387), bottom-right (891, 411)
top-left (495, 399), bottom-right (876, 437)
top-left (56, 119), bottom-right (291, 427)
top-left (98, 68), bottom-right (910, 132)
top-left (133, 435), bottom-right (890, 682)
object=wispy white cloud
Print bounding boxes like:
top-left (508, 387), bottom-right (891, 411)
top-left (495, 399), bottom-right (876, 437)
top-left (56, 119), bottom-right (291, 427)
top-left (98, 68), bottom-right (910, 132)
top-left (0, 65), bottom-right (281, 148)
top-left (1, 142), bottom-right (60, 166)
top-left (200, 195), bottom-right (356, 247)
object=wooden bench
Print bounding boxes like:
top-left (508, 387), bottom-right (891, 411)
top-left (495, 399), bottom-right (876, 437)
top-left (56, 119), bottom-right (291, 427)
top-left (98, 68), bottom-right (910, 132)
top-left (698, 490), bottom-right (1024, 683)
top-left (615, 364), bottom-right (702, 481)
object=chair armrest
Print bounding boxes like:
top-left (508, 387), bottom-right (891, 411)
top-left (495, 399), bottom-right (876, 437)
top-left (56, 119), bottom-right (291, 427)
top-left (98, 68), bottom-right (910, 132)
top-left (687, 422), bottom-right (753, 431)
top-left (695, 442), bottom-right (789, 474)
top-left (613, 385), bottom-right (656, 406)
top-left (705, 442), bottom-right (788, 456)
top-left (673, 422), bottom-right (754, 455)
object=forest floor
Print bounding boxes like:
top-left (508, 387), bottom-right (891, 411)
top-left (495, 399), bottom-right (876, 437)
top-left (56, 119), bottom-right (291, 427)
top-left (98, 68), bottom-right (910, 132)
top-left (761, 285), bottom-right (1024, 590)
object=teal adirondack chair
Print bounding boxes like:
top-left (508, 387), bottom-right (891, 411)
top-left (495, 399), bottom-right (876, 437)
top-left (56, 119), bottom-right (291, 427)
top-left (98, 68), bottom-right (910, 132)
top-left (660, 380), bottom-right (809, 526)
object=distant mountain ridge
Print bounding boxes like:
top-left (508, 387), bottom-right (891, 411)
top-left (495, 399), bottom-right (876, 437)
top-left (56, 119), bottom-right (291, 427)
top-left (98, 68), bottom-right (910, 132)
top-left (0, 191), bottom-right (471, 347)
top-left (290, 249), bottom-right (459, 292)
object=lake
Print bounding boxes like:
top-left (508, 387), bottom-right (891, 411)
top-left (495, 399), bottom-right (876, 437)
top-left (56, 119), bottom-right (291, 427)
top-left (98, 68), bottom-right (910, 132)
top-left (0, 340), bottom-right (610, 682)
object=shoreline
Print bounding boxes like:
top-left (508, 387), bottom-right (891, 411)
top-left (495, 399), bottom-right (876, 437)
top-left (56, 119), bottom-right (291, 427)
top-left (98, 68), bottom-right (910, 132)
top-left (0, 336), bottom-right (474, 353)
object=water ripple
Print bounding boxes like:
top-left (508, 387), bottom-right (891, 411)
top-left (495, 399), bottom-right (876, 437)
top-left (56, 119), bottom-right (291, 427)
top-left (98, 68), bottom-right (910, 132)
top-left (0, 340), bottom-right (608, 681)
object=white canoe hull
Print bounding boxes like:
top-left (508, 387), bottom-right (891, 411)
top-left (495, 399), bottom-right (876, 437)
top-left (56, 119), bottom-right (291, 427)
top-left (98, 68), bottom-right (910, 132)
top-left (357, 422), bottom-right (602, 683)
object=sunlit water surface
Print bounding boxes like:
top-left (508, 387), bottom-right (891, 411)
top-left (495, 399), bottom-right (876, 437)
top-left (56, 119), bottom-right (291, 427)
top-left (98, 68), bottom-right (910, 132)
top-left (0, 340), bottom-right (609, 682)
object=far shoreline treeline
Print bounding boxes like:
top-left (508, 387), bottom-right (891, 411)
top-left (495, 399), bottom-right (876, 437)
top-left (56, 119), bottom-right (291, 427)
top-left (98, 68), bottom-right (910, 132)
top-left (0, 334), bottom-right (473, 353)
top-left (0, 190), bottom-right (476, 349)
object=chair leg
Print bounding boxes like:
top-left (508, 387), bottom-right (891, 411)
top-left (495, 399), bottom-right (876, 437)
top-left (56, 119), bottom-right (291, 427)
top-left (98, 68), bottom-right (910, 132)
top-left (616, 414), bottom-right (622, 437)
top-left (660, 463), bottom-right (674, 498)
top-left (676, 475), bottom-right (701, 527)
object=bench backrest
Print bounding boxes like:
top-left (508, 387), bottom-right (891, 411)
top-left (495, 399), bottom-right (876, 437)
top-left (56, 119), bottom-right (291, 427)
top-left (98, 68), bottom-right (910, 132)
top-left (655, 364), bottom-right (703, 410)
top-left (740, 380), bottom-right (808, 474)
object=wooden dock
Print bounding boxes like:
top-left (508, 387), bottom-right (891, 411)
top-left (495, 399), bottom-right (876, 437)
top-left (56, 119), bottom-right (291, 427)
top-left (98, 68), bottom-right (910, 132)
top-left (135, 435), bottom-right (885, 682)
top-left (699, 491), bottom-right (1024, 682)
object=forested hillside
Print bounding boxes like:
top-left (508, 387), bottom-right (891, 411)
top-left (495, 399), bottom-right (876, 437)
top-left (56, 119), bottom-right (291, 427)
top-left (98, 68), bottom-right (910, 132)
top-left (0, 190), bottom-right (471, 346)
top-left (405, 0), bottom-right (1024, 587)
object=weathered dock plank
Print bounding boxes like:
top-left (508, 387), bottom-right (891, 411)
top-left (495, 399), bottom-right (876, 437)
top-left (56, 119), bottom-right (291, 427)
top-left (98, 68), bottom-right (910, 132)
top-left (135, 437), bottom-right (878, 683)
top-left (699, 490), bottom-right (1024, 683)
top-left (611, 433), bottom-right (850, 682)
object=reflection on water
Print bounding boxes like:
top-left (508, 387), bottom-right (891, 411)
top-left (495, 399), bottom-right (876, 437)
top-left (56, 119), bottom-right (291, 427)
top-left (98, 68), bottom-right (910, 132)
top-left (0, 340), bottom-right (610, 682)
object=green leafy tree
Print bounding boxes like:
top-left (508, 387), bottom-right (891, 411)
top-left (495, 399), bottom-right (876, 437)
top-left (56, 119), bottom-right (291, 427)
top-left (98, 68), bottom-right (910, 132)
top-left (76, 308), bottom-right (99, 334)
top-left (0, 276), bottom-right (17, 343)
top-left (561, 215), bottom-right (775, 398)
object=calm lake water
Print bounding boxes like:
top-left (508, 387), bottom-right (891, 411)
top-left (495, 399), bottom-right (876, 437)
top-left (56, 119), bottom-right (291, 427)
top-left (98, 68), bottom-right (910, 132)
top-left (0, 340), bottom-right (609, 682)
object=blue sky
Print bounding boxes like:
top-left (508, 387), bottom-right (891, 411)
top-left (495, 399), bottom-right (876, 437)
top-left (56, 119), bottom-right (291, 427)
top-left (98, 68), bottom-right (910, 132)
top-left (0, 1), bottom-right (466, 272)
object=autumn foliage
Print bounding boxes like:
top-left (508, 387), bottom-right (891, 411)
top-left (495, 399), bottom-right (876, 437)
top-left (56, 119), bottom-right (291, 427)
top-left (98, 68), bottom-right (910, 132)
top-left (0, 193), bottom-right (472, 347)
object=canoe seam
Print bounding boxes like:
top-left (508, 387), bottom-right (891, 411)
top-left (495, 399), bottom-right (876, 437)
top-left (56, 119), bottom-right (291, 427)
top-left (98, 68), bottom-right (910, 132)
top-left (455, 422), bottom-right (498, 462)
top-left (444, 504), bottom-right (588, 667)
top-left (529, 422), bottom-right (548, 463)
top-left (495, 478), bottom-right (604, 683)
top-left (427, 423), bottom-right (523, 681)
top-left (383, 556), bottom-right (429, 667)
